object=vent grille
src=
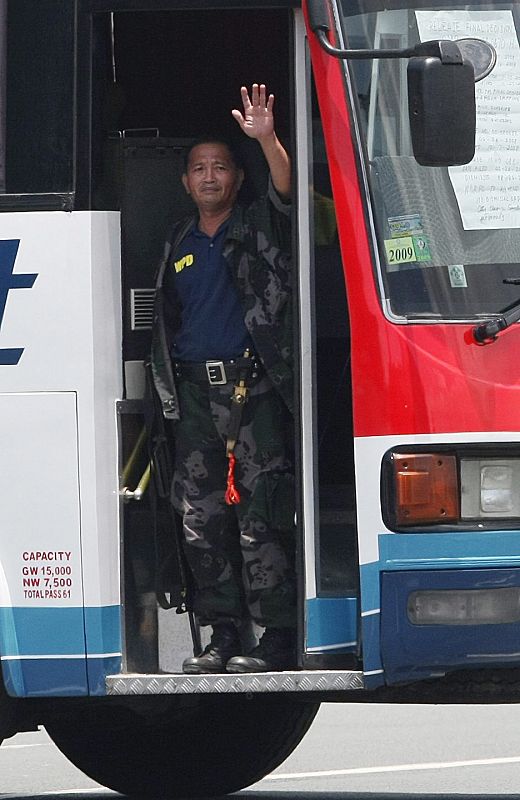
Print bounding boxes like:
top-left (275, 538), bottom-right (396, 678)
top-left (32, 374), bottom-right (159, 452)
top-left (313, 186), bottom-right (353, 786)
top-left (131, 288), bottom-right (155, 331)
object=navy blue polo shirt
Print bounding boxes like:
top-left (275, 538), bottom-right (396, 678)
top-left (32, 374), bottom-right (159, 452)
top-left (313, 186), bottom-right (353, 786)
top-left (167, 219), bottom-right (254, 362)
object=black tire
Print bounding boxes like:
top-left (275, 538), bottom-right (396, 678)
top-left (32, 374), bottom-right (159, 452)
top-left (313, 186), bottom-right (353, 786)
top-left (45, 694), bottom-right (319, 797)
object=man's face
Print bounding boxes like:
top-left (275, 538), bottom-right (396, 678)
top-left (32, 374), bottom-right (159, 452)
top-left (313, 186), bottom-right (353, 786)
top-left (182, 143), bottom-right (244, 214)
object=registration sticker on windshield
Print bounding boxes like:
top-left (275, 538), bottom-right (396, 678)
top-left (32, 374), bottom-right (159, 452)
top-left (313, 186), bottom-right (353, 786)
top-left (412, 235), bottom-right (431, 262)
top-left (388, 213), bottom-right (423, 238)
top-left (384, 236), bottom-right (417, 265)
top-left (448, 264), bottom-right (468, 288)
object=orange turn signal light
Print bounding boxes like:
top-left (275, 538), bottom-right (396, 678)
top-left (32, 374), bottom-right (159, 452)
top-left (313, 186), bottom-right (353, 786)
top-left (392, 453), bottom-right (459, 526)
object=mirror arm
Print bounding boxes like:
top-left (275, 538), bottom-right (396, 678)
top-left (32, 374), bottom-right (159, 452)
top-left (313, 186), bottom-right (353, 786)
top-left (314, 28), bottom-right (464, 64)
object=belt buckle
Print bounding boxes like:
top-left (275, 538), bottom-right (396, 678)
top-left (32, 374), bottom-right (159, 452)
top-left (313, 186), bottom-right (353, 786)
top-left (206, 360), bottom-right (227, 385)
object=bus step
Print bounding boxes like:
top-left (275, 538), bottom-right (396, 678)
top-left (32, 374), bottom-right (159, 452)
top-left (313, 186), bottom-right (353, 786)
top-left (106, 670), bottom-right (364, 695)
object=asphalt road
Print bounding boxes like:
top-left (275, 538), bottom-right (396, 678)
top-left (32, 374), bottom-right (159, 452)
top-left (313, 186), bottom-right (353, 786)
top-left (2, 702), bottom-right (520, 798)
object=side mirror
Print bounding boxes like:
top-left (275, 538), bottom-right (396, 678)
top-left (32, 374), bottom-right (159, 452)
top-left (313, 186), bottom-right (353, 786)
top-left (306, 1), bottom-right (498, 168)
top-left (407, 38), bottom-right (496, 167)
top-left (408, 42), bottom-right (476, 167)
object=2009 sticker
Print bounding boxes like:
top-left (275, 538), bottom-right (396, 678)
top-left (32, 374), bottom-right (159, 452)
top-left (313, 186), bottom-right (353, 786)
top-left (384, 236), bottom-right (417, 264)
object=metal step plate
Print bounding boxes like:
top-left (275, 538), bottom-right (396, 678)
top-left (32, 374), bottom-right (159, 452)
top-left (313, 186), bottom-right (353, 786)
top-left (107, 670), bottom-right (364, 695)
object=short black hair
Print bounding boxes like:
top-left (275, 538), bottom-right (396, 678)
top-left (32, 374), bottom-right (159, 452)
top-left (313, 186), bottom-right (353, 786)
top-left (183, 136), bottom-right (244, 172)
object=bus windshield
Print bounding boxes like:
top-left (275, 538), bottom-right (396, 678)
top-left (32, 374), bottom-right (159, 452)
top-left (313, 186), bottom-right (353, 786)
top-left (340, 1), bottom-right (520, 321)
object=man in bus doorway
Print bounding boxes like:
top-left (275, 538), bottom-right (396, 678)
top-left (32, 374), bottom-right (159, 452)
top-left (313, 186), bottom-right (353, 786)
top-left (151, 84), bottom-right (296, 674)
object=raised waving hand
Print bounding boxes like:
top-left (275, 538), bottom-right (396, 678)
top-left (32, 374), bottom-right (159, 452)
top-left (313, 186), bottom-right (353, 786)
top-left (232, 84), bottom-right (275, 142)
top-left (232, 83), bottom-right (291, 199)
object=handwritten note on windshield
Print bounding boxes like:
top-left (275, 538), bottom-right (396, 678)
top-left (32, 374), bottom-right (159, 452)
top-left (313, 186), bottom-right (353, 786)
top-left (415, 10), bottom-right (520, 230)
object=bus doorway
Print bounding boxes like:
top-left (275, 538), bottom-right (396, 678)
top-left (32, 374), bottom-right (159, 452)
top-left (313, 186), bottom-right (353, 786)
top-left (88, 4), bottom-right (358, 676)
top-left (90, 6), bottom-right (297, 673)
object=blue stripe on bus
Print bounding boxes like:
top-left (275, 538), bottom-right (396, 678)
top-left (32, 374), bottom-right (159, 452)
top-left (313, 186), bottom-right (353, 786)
top-left (0, 605), bottom-right (121, 656)
top-left (0, 607), bottom-right (86, 655)
top-left (2, 657), bottom-right (88, 698)
top-left (378, 530), bottom-right (520, 571)
top-left (2, 655), bottom-right (123, 698)
top-left (306, 597), bottom-right (358, 652)
top-left (0, 605), bottom-right (121, 697)
top-left (360, 530), bottom-right (520, 686)
top-left (84, 605), bottom-right (121, 655)
top-left (87, 655), bottom-right (122, 696)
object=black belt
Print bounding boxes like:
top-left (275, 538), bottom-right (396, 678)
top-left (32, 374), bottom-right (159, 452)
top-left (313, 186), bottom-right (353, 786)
top-left (175, 357), bottom-right (261, 386)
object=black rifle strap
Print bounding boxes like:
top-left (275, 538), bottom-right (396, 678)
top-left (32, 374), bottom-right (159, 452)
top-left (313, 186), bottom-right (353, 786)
top-left (143, 364), bottom-right (181, 607)
top-left (143, 363), bottom-right (201, 653)
top-left (147, 215), bottom-right (193, 610)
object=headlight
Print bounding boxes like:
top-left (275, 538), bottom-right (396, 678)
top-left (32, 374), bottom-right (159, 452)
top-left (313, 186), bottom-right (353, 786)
top-left (461, 459), bottom-right (520, 519)
top-left (408, 586), bottom-right (520, 625)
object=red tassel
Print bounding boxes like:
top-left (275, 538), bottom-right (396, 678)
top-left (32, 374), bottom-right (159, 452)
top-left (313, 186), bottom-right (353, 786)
top-left (225, 453), bottom-right (241, 505)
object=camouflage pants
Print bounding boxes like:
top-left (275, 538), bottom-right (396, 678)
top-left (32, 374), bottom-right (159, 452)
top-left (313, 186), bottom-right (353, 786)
top-left (171, 372), bottom-right (296, 629)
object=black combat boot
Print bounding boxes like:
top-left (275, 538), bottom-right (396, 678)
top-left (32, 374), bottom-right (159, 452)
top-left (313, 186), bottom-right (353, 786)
top-left (182, 624), bottom-right (241, 674)
top-left (226, 628), bottom-right (296, 673)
